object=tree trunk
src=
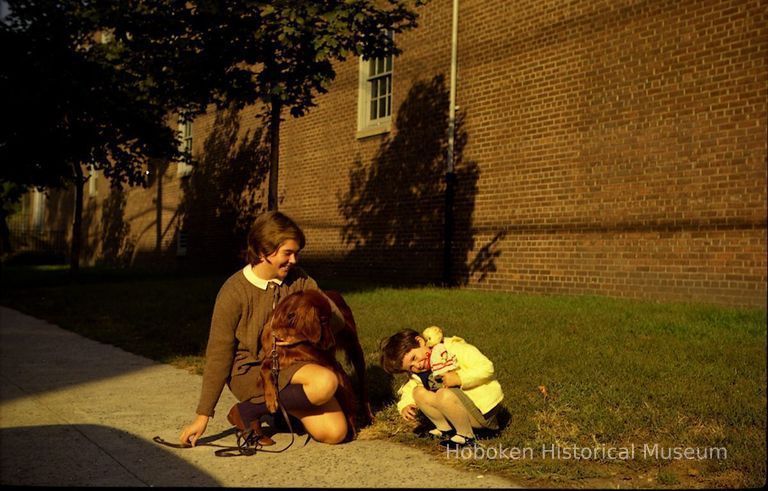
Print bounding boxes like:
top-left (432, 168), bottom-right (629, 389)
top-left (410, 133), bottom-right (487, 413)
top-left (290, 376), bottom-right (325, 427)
top-left (0, 208), bottom-right (12, 255)
top-left (70, 164), bottom-right (85, 278)
top-left (155, 163), bottom-right (163, 256)
top-left (268, 98), bottom-right (282, 211)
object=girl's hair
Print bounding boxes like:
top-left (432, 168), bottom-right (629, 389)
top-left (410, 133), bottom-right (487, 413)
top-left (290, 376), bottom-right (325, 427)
top-left (246, 211), bottom-right (306, 265)
top-left (379, 329), bottom-right (421, 374)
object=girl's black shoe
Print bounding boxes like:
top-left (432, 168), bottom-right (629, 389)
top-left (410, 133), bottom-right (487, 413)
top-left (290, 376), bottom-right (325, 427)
top-left (428, 427), bottom-right (455, 439)
top-left (439, 434), bottom-right (479, 449)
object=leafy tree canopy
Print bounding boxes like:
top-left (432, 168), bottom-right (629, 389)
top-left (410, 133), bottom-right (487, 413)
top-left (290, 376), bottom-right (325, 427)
top-left (0, 0), bottom-right (182, 191)
top-left (109, 0), bottom-right (424, 118)
top-left (1, 0), bottom-right (423, 193)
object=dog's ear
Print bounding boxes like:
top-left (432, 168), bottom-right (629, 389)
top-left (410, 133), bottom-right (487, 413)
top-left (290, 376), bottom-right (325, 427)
top-left (284, 290), bottom-right (321, 345)
top-left (316, 298), bottom-right (335, 351)
top-left (268, 293), bottom-right (304, 344)
top-left (271, 290), bottom-right (336, 348)
top-left (302, 290), bottom-right (335, 350)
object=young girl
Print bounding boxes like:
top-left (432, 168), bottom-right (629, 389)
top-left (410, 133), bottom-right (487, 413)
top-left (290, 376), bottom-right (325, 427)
top-left (179, 211), bottom-right (349, 447)
top-left (380, 329), bottom-right (504, 448)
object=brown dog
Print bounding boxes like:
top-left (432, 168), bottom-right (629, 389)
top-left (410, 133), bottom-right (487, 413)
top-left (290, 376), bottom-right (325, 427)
top-left (259, 289), bottom-right (374, 438)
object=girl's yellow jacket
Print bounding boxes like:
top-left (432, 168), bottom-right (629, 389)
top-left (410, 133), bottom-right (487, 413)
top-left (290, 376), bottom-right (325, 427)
top-left (396, 336), bottom-right (504, 414)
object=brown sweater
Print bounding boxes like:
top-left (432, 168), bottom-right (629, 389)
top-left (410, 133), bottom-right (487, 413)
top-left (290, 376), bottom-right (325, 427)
top-left (195, 266), bottom-right (343, 417)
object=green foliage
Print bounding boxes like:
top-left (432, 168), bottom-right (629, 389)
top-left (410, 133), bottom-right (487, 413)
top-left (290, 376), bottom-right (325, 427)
top-left (0, 0), bottom-right (421, 189)
top-left (247, 0), bottom-right (421, 119)
top-left (1, 0), bottom-right (424, 261)
top-left (0, 0), bottom-right (182, 190)
top-left (102, 0), bottom-right (423, 122)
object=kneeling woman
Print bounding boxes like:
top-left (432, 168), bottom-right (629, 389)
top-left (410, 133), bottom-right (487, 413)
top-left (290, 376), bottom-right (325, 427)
top-left (179, 211), bottom-right (349, 447)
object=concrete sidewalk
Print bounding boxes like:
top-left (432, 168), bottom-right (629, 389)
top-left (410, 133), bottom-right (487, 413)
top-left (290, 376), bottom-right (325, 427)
top-left (0, 306), bottom-right (518, 487)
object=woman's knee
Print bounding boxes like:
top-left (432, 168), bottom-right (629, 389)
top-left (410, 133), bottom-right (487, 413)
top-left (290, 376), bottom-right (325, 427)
top-left (310, 369), bottom-right (338, 404)
top-left (297, 401), bottom-right (349, 445)
top-left (291, 364), bottom-right (339, 405)
top-left (311, 420), bottom-right (348, 444)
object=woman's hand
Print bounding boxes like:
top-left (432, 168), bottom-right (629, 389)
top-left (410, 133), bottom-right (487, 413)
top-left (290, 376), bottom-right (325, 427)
top-left (400, 404), bottom-right (419, 421)
top-left (179, 414), bottom-right (209, 447)
top-left (440, 371), bottom-right (462, 388)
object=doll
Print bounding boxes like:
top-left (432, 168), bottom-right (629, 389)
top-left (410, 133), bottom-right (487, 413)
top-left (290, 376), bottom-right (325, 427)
top-left (422, 326), bottom-right (458, 387)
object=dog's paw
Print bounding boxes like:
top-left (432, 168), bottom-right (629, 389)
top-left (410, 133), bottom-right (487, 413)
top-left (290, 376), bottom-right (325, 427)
top-left (266, 400), bottom-right (278, 414)
top-left (264, 387), bottom-right (279, 413)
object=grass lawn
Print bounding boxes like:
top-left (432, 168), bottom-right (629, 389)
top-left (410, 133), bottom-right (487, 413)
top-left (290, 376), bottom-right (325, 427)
top-left (2, 265), bottom-right (765, 488)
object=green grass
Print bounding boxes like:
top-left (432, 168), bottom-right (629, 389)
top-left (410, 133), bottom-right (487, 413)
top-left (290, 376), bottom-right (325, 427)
top-left (2, 266), bottom-right (765, 488)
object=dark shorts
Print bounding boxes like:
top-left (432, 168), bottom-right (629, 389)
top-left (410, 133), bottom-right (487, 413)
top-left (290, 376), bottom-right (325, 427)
top-left (228, 361), bottom-right (311, 404)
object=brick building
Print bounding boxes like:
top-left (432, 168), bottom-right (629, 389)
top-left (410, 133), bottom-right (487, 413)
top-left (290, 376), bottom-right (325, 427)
top-left (11, 0), bottom-right (767, 307)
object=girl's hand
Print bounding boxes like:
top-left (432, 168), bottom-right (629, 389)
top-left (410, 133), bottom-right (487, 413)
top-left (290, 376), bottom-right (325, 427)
top-left (400, 404), bottom-right (419, 421)
top-left (440, 371), bottom-right (462, 388)
top-left (179, 414), bottom-right (209, 447)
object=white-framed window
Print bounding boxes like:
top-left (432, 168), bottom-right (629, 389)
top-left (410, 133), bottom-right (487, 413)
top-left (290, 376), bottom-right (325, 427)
top-left (177, 116), bottom-right (194, 177)
top-left (357, 39), bottom-right (393, 138)
top-left (88, 167), bottom-right (98, 197)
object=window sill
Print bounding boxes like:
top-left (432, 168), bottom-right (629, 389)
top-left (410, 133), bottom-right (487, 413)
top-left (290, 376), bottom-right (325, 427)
top-left (356, 122), bottom-right (391, 140)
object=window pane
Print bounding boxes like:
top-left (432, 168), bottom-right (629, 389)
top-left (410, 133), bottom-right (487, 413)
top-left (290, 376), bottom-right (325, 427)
top-left (386, 95), bottom-right (391, 117)
top-left (377, 57), bottom-right (385, 74)
top-left (386, 55), bottom-right (392, 72)
top-left (369, 58), bottom-right (375, 75)
top-left (379, 97), bottom-right (386, 119)
top-left (372, 79), bottom-right (379, 98)
top-left (370, 99), bottom-right (377, 120)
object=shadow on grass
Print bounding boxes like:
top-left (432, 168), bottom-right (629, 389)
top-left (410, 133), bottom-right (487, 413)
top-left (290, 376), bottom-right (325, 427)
top-left (0, 265), bottom-right (399, 412)
top-left (365, 365), bottom-right (395, 412)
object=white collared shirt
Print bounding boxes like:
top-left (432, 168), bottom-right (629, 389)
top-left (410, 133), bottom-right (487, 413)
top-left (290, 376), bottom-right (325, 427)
top-left (242, 265), bottom-right (283, 290)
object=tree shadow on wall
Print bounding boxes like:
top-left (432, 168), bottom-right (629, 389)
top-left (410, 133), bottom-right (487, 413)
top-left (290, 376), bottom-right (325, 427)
top-left (178, 107), bottom-right (269, 272)
top-left (338, 74), bottom-right (494, 285)
top-left (96, 186), bottom-right (134, 267)
top-left (80, 196), bottom-right (98, 264)
top-left (44, 187), bottom-right (75, 260)
top-left (466, 230), bottom-right (508, 284)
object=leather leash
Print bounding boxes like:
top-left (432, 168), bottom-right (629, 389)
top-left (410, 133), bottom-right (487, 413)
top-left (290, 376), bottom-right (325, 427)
top-left (154, 286), bottom-right (307, 457)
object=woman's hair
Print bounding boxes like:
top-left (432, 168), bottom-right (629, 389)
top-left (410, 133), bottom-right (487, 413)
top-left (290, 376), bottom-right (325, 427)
top-left (246, 211), bottom-right (306, 265)
top-left (379, 329), bottom-right (421, 374)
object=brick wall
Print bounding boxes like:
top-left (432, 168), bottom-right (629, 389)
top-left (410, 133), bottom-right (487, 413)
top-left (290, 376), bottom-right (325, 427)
top-left (33, 0), bottom-right (766, 307)
top-left (448, 0), bottom-right (767, 306)
top-left (283, 0), bottom-right (767, 307)
top-left (71, 109), bottom-right (269, 270)
top-left (279, 2), bottom-right (457, 284)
